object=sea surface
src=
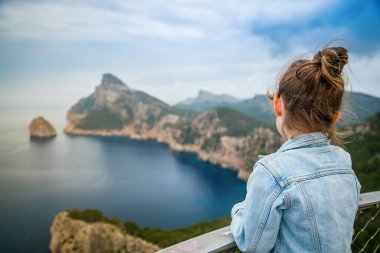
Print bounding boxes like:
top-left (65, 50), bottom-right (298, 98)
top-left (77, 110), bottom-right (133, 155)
top-left (0, 105), bottom-right (246, 253)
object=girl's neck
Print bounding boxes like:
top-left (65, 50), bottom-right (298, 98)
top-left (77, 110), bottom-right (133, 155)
top-left (284, 129), bottom-right (306, 140)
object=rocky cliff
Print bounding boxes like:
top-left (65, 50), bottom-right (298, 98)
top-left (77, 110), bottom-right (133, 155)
top-left (29, 116), bottom-right (57, 138)
top-left (50, 212), bottom-right (160, 253)
top-left (65, 74), bottom-right (282, 180)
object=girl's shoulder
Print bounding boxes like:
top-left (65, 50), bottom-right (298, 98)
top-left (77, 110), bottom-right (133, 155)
top-left (254, 143), bottom-right (353, 188)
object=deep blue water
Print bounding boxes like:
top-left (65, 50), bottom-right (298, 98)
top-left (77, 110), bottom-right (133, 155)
top-left (0, 105), bottom-right (246, 253)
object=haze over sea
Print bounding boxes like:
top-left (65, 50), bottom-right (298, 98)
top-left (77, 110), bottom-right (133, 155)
top-left (0, 104), bottom-right (246, 253)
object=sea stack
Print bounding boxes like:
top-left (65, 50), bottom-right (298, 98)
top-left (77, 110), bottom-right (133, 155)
top-left (29, 116), bottom-right (57, 138)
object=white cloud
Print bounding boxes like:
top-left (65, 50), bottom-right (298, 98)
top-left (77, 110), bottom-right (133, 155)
top-left (0, 0), bottom-right (379, 108)
top-left (349, 52), bottom-right (380, 96)
top-left (0, 0), bottom-right (335, 42)
top-left (0, 1), bottom-right (205, 41)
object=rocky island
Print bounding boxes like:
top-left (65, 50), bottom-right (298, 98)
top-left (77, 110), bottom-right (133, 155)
top-left (29, 116), bottom-right (57, 138)
top-left (64, 73), bottom-right (281, 180)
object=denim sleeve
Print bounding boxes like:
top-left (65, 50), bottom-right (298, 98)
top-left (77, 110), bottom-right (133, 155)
top-left (231, 162), bottom-right (286, 252)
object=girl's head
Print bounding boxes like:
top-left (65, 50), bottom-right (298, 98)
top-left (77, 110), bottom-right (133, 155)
top-left (269, 47), bottom-right (349, 144)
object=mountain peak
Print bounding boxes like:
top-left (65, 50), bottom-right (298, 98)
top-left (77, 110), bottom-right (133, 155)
top-left (198, 90), bottom-right (213, 97)
top-left (101, 73), bottom-right (127, 88)
top-left (177, 90), bottom-right (240, 106)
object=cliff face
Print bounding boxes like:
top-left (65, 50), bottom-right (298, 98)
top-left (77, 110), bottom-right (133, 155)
top-left (50, 212), bottom-right (160, 253)
top-left (29, 116), bottom-right (57, 138)
top-left (65, 74), bottom-right (282, 180)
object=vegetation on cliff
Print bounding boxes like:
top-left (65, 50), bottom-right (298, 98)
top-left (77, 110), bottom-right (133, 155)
top-left (66, 209), bottom-right (231, 249)
top-left (76, 107), bottom-right (124, 130)
top-left (214, 107), bottom-right (270, 136)
top-left (347, 111), bottom-right (380, 192)
top-left (68, 209), bottom-right (121, 226)
top-left (127, 217), bottom-right (231, 248)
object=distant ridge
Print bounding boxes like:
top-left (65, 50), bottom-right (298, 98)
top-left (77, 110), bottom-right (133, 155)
top-left (344, 92), bottom-right (380, 123)
top-left (177, 90), bottom-right (240, 106)
top-left (176, 90), bottom-right (380, 124)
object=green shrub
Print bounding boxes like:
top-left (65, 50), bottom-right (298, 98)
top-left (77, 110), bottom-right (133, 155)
top-left (215, 107), bottom-right (268, 136)
top-left (347, 112), bottom-right (380, 192)
top-left (177, 125), bottom-right (201, 145)
top-left (124, 221), bottom-right (139, 235)
top-left (67, 209), bottom-right (231, 248)
top-left (68, 209), bottom-right (104, 223)
top-left (76, 107), bottom-right (124, 130)
top-left (134, 217), bottom-right (231, 248)
top-left (67, 209), bottom-right (120, 226)
top-left (201, 134), bottom-right (221, 151)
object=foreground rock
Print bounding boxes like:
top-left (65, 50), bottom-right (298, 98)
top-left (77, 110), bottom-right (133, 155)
top-left (50, 212), bottom-right (160, 253)
top-left (29, 116), bottom-right (57, 138)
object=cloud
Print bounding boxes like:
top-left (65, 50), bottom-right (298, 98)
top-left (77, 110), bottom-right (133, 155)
top-left (0, 1), bottom-right (205, 41)
top-left (1, 0), bottom-right (378, 56)
top-left (0, 0), bottom-right (334, 42)
top-left (0, 0), bottom-right (379, 106)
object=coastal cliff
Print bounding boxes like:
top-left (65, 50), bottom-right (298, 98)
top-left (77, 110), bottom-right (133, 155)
top-left (29, 116), bottom-right (57, 138)
top-left (50, 211), bottom-right (160, 253)
top-left (64, 74), bottom-right (281, 179)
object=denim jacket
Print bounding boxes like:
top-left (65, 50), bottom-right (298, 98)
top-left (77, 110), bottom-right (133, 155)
top-left (231, 132), bottom-right (361, 253)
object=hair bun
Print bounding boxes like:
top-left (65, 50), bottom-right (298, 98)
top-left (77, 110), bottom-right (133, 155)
top-left (314, 47), bottom-right (348, 78)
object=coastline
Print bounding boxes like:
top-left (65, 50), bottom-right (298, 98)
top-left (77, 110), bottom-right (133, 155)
top-left (64, 124), bottom-right (251, 181)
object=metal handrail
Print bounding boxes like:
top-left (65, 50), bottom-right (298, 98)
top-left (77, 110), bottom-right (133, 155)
top-left (157, 191), bottom-right (380, 253)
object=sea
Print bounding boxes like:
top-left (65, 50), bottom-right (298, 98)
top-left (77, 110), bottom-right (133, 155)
top-left (0, 104), bottom-right (246, 253)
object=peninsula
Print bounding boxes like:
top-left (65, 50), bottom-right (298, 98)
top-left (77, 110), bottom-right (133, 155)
top-left (64, 74), bottom-right (281, 179)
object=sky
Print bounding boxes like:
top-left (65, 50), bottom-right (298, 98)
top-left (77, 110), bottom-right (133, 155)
top-left (0, 0), bottom-right (380, 106)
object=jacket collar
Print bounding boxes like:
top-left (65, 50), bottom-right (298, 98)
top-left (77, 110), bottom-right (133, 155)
top-left (277, 132), bottom-right (329, 153)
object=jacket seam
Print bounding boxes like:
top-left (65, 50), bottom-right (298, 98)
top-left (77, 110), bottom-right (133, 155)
top-left (299, 184), bottom-right (321, 253)
top-left (279, 136), bottom-right (328, 152)
top-left (257, 160), bottom-right (286, 188)
top-left (284, 190), bottom-right (291, 209)
top-left (257, 153), bottom-right (278, 166)
top-left (260, 154), bottom-right (354, 188)
top-left (249, 187), bottom-right (282, 252)
top-left (355, 177), bottom-right (360, 207)
top-left (285, 169), bottom-right (354, 186)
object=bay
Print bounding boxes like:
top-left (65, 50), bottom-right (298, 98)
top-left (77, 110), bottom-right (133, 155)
top-left (0, 105), bottom-right (246, 253)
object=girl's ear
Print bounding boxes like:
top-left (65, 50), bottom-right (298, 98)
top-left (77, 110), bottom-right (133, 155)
top-left (273, 95), bottom-right (282, 117)
top-left (333, 112), bottom-right (341, 125)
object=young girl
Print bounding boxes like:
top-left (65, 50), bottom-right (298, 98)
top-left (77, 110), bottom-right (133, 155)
top-left (231, 47), bottom-right (361, 253)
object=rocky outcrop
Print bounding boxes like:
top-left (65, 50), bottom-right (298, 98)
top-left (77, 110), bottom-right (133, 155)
top-left (64, 74), bottom-right (282, 180)
top-left (50, 212), bottom-right (160, 253)
top-left (29, 116), bottom-right (57, 138)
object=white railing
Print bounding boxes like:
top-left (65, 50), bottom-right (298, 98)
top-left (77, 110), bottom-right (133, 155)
top-left (157, 191), bottom-right (380, 253)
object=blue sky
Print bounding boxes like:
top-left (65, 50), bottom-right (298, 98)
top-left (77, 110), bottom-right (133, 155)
top-left (0, 0), bottom-right (379, 106)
